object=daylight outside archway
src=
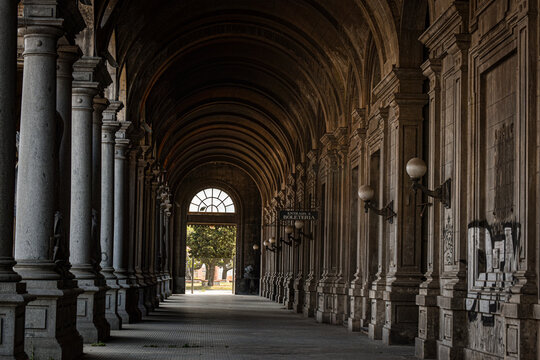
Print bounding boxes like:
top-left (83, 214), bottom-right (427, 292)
top-left (186, 188), bottom-right (238, 294)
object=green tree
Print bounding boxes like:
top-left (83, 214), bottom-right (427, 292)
top-left (187, 225), bottom-right (236, 286)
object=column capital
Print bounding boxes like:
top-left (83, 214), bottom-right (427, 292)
top-left (73, 56), bottom-right (112, 94)
top-left (115, 122), bottom-right (132, 159)
top-left (93, 96), bottom-right (110, 114)
top-left (57, 44), bottom-right (81, 79)
top-left (103, 100), bottom-right (124, 122)
top-left (102, 121), bottom-right (120, 145)
top-left (115, 121), bottom-right (132, 141)
top-left (19, 0), bottom-right (85, 43)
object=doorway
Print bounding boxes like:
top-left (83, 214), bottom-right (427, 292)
top-left (186, 224), bottom-right (237, 295)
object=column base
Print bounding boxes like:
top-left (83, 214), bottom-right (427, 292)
top-left (416, 337), bottom-right (437, 359)
top-left (368, 291), bottom-right (385, 340)
top-left (437, 340), bottom-right (464, 360)
top-left (115, 277), bottom-right (141, 324)
top-left (24, 281), bottom-right (83, 360)
top-left (382, 301), bottom-right (418, 345)
top-left (126, 284), bottom-right (142, 323)
top-left (0, 282), bottom-right (33, 360)
top-left (143, 283), bottom-right (155, 314)
top-left (116, 285), bottom-right (130, 324)
top-left (136, 286), bottom-right (147, 316)
top-left (149, 276), bottom-right (160, 308)
top-left (436, 295), bottom-right (468, 359)
top-left (282, 274), bottom-right (294, 309)
top-left (302, 282), bottom-right (317, 318)
top-left (75, 280), bottom-right (110, 343)
top-left (104, 281), bottom-right (122, 330)
top-left (330, 286), bottom-right (348, 325)
top-left (316, 287), bottom-right (332, 324)
top-left (415, 294), bottom-right (439, 359)
top-left (348, 287), bottom-right (368, 332)
top-left (158, 275), bottom-right (166, 300)
top-left (164, 274), bottom-right (172, 297)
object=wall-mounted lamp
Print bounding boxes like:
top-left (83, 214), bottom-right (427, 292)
top-left (263, 237), bottom-right (279, 252)
top-left (406, 157), bottom-right (451, 208)
top-left (280, 220), bottom-right (312, 246)
top-left (357, 185), bottom-right (396, 224)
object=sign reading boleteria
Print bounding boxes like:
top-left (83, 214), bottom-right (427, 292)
top-left (279, 210), bottom-right (318, 221)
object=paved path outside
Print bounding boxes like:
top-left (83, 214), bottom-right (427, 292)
top-left (185, 290), bottom-right (234, 295)
top-left (84, 294), bottom-right (415, 359)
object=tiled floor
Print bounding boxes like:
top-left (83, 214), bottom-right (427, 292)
top-left (84, 294), bottom-right (415, 359)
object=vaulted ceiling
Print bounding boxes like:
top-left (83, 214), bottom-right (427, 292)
top-left (94, 0), bottom-right (427, 204)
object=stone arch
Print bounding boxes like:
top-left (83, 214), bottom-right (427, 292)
top-left (172, 163), bottom-right (261, 295)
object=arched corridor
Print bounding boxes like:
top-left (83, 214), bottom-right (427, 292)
top-left (0, 1), bottom-right (539, 360)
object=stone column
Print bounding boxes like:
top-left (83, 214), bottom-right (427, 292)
top-left (164, 205), bottom-right (173, 297)
top-left (100, 101), bottom-right (122, 330)
top-left (0, 1), bottom-right (32, 359)
top-left (56, 44), bottom-right (81, 269)
top-left (113, 121), bottom-right (136, 324)
top-left (134, 153), bottom-right (149, 315)
top-left (70, 57), bottom-right (111, 343)
top-left (90, 95), bottom-right (111, 340)
top-left (156, 193), bottom-right (165, 301)
top-left (126, 147), bottom-right (142, 321)
top-left (14, 11), bottom-right (83, 360)
top-left (150, 173), bottom-right (161, 307)
top-left (142, 164), bottom-right (156, 313)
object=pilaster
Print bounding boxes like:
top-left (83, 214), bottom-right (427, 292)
top-left (366, 106), bottom-right (389, 341)
top-left (347, 109), bottom-right (368, 332)
top-left (413, 58), bottom-right (443, 359)
top-left (420, 4), bottom-right (470, 358)
top-left (382, 69), bottom-right (427, 345)
top-left (302, 150), bottom-right (319, 318)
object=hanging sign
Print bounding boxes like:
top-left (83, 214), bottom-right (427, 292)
top-left (279, 210), bottom-right (318, 221)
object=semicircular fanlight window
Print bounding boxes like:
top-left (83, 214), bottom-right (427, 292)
top-left (188, 188), bottom-right (235, 213)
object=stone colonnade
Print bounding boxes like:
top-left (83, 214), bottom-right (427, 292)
top-left (0, 2), bottom-right (174, 359)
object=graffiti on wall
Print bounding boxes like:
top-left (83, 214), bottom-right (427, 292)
top-left (466, 219), bottom-right (520, 325)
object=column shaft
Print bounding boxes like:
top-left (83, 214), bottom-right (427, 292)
top-left (113, 126), bottom-right (130, 280)
top-left (100, 121), bottom-right (120, 277)
top-left (15, 25), bottom-right (64, 279)
top-left (57, 45), bottom-right (81, 268)
top-left (70, 87), bottom-right (98, 275)
top-left (92, 97), bottom-right (108, 271)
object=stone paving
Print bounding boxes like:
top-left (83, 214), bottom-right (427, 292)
top-left (84, 294), bottom-right (416, 359)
